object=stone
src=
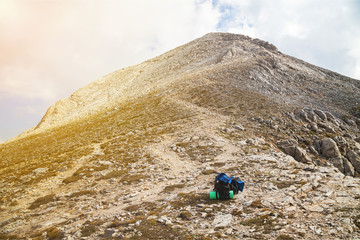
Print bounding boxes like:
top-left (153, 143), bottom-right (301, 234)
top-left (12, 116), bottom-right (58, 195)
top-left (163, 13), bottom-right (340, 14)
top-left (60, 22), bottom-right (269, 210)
top-left (297, 109), bottom-right (311, 122)
top-left (329, 157), bottom-right (344, 173)
top-left (309, 145), bottom-right (319, 155)
top-left (212, 214), bottom-right (233, 228)
top-left (324, 111), bottom-right (336, 121)
top-left (157, 216), bottom-right (172, 225)
top-left (307, 205), bottom-right (324, 212)
top-left (225, 228), bottom-right (233, 235)
top-left (318, 122), bottom-right (335, 133)
top-left (309, 122), bottom-right (318, 131)
top-left (345, 119), bottom-right (357, 127)
top-left (320, 138), bottom-right (341, 158)
top-left (33, 168), bottom-right (48, 174)
top-left (343, 158), bottom-right (355, 176)
top-left (310, 225), bottom-right (322, 235)
top-left (333, 136), bottom-right (348, 153)
top-left (314, 109), bottom-right (327, 121)
top-left (233, 124), bottom-right (245, 131)
top-left (104, 229), bottom-right (115, 237)
top-left (347, 150), bottom-right (360, 172)
top-left (277, 140), bottom-right (311, 163)
top-left (307, 109), bottom-right (319, 122)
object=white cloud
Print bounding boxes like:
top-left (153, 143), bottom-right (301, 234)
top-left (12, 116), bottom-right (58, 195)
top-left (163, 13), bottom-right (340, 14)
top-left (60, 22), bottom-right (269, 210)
top-left (213, 0), bottom-right (360, 79)
top-left (1, 0), bottom-right (221, 101)
top-left (0, 0), bottom-right (359, 141)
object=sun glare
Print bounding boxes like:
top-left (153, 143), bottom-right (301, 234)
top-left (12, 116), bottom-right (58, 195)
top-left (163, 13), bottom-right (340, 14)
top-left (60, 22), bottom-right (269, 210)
top-left (0, 0), bottom-right (17, 19)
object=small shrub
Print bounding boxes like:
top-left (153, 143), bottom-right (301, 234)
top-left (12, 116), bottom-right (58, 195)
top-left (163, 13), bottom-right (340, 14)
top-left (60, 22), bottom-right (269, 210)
top-left (179, 211), bottom-right (192, 220)
top-left (81, 221), bottom-right (98, 237)
top-left (163, 184), bottom-right (185, 193)
top-left (121, 173), bottom-right (147, 184)
top-left (210, 162), bottom-right (226, 167)
top-left (97, 170), bottom-right (126, 180)
top-left (201, 169), bottom-right (217, 175)
top-left (9, 200), bottom-right (18, 206)
top-left (354, 214), bottom-right (360, 229)
top-left (0, 234), bottom-right (20, 239)
top-left (250, 199), bottom-right (263, 208)
top-left (276, 234), bottom-right (294, 240)
top-left (69, 190), bottom-right (96, 198)
top-left (47, 227), bottom-right (64, 240)
top-left (29, 194), bottom-right (57, 210)
top-left (232, 209), bottom-right (243, 216)
top-left (62, 175), bottom-right (82, 184)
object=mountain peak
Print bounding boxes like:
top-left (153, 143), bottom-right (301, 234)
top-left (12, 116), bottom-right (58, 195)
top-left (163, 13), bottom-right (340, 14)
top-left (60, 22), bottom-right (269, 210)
top-left (30, 32), bottom-right (358, 135)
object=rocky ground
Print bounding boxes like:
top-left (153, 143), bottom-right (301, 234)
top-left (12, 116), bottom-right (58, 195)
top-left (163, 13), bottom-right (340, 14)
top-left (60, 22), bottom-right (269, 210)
top-left (1, 104), bottom-right (360, 240)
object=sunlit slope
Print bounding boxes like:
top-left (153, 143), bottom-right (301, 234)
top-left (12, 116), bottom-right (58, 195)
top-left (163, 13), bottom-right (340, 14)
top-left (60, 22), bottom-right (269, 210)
top-left (0, 91), bottom-right (195, 208)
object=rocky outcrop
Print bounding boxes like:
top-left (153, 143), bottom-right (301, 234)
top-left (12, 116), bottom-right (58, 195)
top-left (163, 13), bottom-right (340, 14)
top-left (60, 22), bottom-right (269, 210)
top-left (319, 138), bottom-right (341, 158)
top-left (282, 107), bottom-right (360, 176)
top-left (277, 140), bottom-right (312, 164)
top-left (347, 150), bottom-right (360, 172)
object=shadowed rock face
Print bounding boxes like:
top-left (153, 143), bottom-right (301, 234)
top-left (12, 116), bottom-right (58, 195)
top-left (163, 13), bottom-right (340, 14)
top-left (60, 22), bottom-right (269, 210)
top-left (1, 33), bottom-right (360, 239)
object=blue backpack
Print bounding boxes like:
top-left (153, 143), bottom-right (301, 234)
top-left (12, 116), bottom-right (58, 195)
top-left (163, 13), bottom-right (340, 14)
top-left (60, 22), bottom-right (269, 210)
top-left (214, 173), bottom-right (245, 199)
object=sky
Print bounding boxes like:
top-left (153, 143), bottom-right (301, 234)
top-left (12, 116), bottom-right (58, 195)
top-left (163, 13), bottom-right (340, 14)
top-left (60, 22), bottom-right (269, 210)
top-left (1, 0), bottom-right (360, 142)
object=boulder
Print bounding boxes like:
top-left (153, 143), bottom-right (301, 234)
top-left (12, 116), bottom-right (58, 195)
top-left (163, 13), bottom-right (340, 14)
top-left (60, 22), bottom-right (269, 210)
top-left (277, 140), bottom-right (311, 163)
top-left (296, 109), bottom-right (311, 122)
top-left (320, 138), bottom-right (341, 158)
top-left (306, 109), bottom-right (319, 123)
top-left (329, 157), bottom-right (344, 173)
top-left (324, 111), bottom-right (336, 121)
top-left (309, 122), bottom-right (318, 132)
top-left (347, 150), bottom-right (360, 172)
top-left (333, 136), bottom-right (348, 154)
top-left (343, 158), bottom-right (355, 176)
top-left (309, 145), bottom-right (319, 155)
top-left (314, 110), bottom-right (327, 121)
top-left (344, 119), bottom-right (357, 127)
top-left (212, 214), bottom-right (233, 228)
top-left (317, 122), bottom-right (335, 134)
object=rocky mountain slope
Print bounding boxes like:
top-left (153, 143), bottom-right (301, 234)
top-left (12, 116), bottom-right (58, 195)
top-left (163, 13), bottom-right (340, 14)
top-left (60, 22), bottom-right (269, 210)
top-left (0, 32), bottom-right (360, 239)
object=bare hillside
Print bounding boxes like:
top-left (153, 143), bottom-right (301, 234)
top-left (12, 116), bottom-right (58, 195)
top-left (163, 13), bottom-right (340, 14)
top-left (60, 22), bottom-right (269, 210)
top-left (1, 33), bottom-right (360, 239)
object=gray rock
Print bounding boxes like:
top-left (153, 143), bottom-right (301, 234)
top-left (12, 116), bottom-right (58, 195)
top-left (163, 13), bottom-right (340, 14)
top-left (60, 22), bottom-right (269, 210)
top-left (104, 229), bottom-right (115, 238)
top-left (233, 124), bottom-right (245, 131)
top-left (309, 145), bottom-right (319, 155)
top-left (347, 150), bottom-right (360, 172)
top-left (157, 216), bottom-right (172, 225)
top-left (329, 157), bottom-right (344, 173)
top-left (212, 214), bottom-right (233, 228)
top-left (324, 111), bottom-right (336, 121)
top-left (33, 168), bottom-right (48, 174)
top-left (343, 133), bottom-right (353, 139)
top-left (307, 109), bottom-right (319, 123)
top-left (344, 119), bottom-right (357, 127)
top-left (343, 158), bottom-right (355, 176)
top-left (320, 138), bottom-right (341, 158)
top-left (318, 122), bottom-right (335, 133)
top-left (277, 140), bottom-right (311, 163)
top-left (314, 109), bottom-right (327, 121)
top-left (297, 109), bottom-right (311, 122)
top-left (333, 136), bottom-right (348, 153)
top-left (309, 122), bottom-right (318, 131)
